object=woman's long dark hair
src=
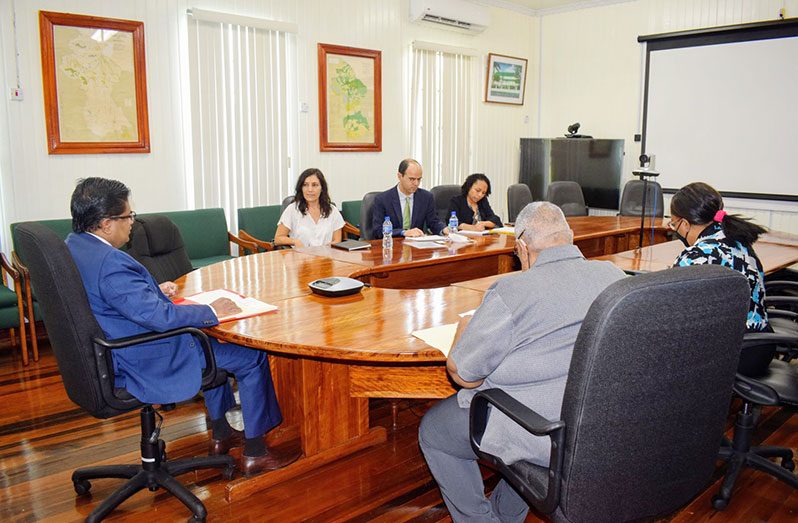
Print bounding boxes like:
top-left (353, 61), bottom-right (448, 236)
top-left (294, 168), bottom-right (332, 218)
top-left (670, 182), bottom-right (766, 246)
top-left (460, 173), bottom-right (492, 198)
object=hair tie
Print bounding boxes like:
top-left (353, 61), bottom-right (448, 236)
top-left (713, 210), bottom-right (727, 222)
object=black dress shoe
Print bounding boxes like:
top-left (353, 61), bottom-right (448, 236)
top-left (209, 428), bottom-right (245, 455)
top-left (241, 447), bottom-right (302, 477)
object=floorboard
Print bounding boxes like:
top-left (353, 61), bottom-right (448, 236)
top-left (0, 336), bottom-right (796, 522)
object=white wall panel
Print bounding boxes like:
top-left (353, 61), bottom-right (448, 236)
top-left (0, 0), bottom-right (538, 239)
top-left (539, 0), bottom-right (798, 232)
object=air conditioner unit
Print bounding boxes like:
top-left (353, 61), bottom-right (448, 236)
top-left (410, 0), bottom-right (490, 35)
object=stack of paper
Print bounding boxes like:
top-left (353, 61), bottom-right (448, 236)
top-left (176, 289), bottom-right (277, 323)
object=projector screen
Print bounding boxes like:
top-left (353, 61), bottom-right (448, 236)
top-left (640, 21), bottom-right (798, 201)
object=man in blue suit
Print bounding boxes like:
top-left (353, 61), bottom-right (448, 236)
top-left (371, 159), bottom-right (449, 239)
top-left (65, 177), bottom-right (299, 477)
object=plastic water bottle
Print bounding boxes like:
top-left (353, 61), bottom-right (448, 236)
top-left (382, 216), bottom-right (393, 251)
top-left (448, 211), bottom-right (459, 233)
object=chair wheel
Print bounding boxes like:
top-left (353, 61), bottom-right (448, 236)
top-left (222, 464), bottom-right (236, 480)
top-left (74, 479), bottom-right (91, 495)
top-left (712, 494), bottom-right (728, 510)
top-left (189, 515), bottom-right (206, 522)
top-left (782, 459), bottom-right (795, 471)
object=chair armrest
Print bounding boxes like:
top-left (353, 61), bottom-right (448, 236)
top-left (93, 327), bottom-right (218, 410)
top-left (11, 251), bottom-right (29, 278)
top-left (238, 229), bottom-right (274, 252)
top-left (734, 372), bottom-right (780, 405)
top-left (1, 252), bottom-right (20, 283)
top-left (470, 388), bottom-right (565, 515)
top-left (768, 309), bottom-right (798, 321)
top-left (228, 232), bottom-right (258, 256)
top-left (765, 296), bottom-right (798, 308)
top-left (342, 221), bottom-right (360, 240)
top-left (471, 389), bottom-right (565, 440)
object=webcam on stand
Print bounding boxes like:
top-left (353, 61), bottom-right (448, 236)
top-left (632, 153), bottom-right (660, 178)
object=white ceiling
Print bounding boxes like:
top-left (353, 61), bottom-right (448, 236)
top-left (475, 0), bottom-right (627, 16)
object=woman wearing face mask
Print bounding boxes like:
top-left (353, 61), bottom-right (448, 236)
top-left (448, 173), bottom-right (502, 232)
top-left (274, 168), bottom-right (344, 248)
top-left (669, 182), bottom-right (769, 333)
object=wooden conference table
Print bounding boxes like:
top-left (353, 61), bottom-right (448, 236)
top-left (455, 238), bottom-right (798, 293)
top-left (175, 216), bottom-right (672, 499)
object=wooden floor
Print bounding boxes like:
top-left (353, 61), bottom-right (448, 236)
top-left (1, 336), bottom-right (797, 522)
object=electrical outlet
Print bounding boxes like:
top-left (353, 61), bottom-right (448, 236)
top-left (10, 88), bottom-right (23, 101)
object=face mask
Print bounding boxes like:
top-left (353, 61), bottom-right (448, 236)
top-left (674, 231), bottom-right (690, 248)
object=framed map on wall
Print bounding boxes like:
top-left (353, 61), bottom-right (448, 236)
top-left (39, 11), bottom-right (150, 154)
top-left (317, 43), bottom-right (382, 152)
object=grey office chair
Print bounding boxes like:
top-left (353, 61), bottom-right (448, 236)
top-left (619, 179), bottom-right (664, 218)
top-left (430, 184), bottom-right (461, 223)
top-left (471, 265), bottom-right (750, 522)
top-left (360, 191), bottom-right (381, 240)
top-left (507, 183), bottom-right (533, 223)
top-left (546, 181), bottom-right (588, 216)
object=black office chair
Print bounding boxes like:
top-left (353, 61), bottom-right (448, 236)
top-left (470, 265), bottom-right (750, 522)
top-left (15, 222), bottom-right (235, 522)
top-left (545, 181), bottom-right (588, 216)
top-left (360, 191), bottom-right (381, 240)
top-left (713, 329), bottom-right (798, 509)
top-left (127, 215), bottom-right (194, 283)
top-left (281, 195), bottom-right (295, 213)
top-left (430, 184), bottom-right (461, 223)
top-left (507, 183), bottom-right (532, 223)
top-left (619, 179), bottom-right (664, 218)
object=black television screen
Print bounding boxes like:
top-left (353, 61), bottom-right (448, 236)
top-left (519, 138), bottom-right (624, 210)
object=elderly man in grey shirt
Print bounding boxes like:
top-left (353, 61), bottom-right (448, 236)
top-left (419, 202), bottom-right (626, 522)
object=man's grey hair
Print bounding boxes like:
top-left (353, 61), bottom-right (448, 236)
top-left (515, 202), bottom-right (574, 251)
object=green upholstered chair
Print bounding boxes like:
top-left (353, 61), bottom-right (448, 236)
top-left (237, 205), bottom-right (281, 252)
top-left (10, 218), bottom-right (73, 363)
top-left (141, 208), bottom-right (256, 268)
top-left (0, 253), bottom-right (27, 364)
top-left (341, 200), bottom-right (363, 240)
top-left (341, 200), bottom-right (361, 228)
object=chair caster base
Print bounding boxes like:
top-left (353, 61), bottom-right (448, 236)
top-left (74, 479), bottom-right (91, 496)
top-left (712, 494), bottom-right (729, 510)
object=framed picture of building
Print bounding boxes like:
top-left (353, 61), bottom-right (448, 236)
top-left (485, 53), bottom-right (528, 105)
top-left (317, 43), bottom-right (382, 152)
top-left (39, 11), bottom-right (150, 154)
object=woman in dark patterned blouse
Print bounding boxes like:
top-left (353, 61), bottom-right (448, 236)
top-left (669, 182), bottom-right (769, 333)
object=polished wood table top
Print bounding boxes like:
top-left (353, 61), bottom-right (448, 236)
top-left (452, 239), bottom-right (798, 293)
top-left (593, 239), bottom-right (798, 275)
top-left (295, 233), bottom-right (515, 271)
top-left (177, 249), bottom-right (364, 304)
top-left (295, 215), bottom-right (666, 268)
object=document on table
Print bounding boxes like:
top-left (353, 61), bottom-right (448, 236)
top-left (458, 229), bottom-right (492, 236)
top-left (406, 235), bottom-right (447, 241)
top-left (411, 309), bottom-right (477, 356)
top-left (175, 289), bottom-right (277, 323)
top-left (405, 240), bottom-right (447, 249)
top-left (489, 226), bottom-right (515, 235)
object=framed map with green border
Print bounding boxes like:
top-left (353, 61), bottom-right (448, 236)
top-left (485, 53), bottom-right (528, 105)
top-left (39, 11), bottom-right (150, 154)
top-left (317, 43), bottom-right (381, 152)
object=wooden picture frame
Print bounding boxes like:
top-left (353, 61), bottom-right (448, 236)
top-left (317, 43), bottom-right (381, 152)
top-left (39, 11), bottom-right (150, 154)
top-left (484, 53), bottom-right (528, 105)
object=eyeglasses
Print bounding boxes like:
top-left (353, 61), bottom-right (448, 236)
top-left (107, 211), bottom-right (137, 222)
top-left (514, 228), bottom-right (526, 257)
top-left (667, 218), bottom-right (682, 231)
